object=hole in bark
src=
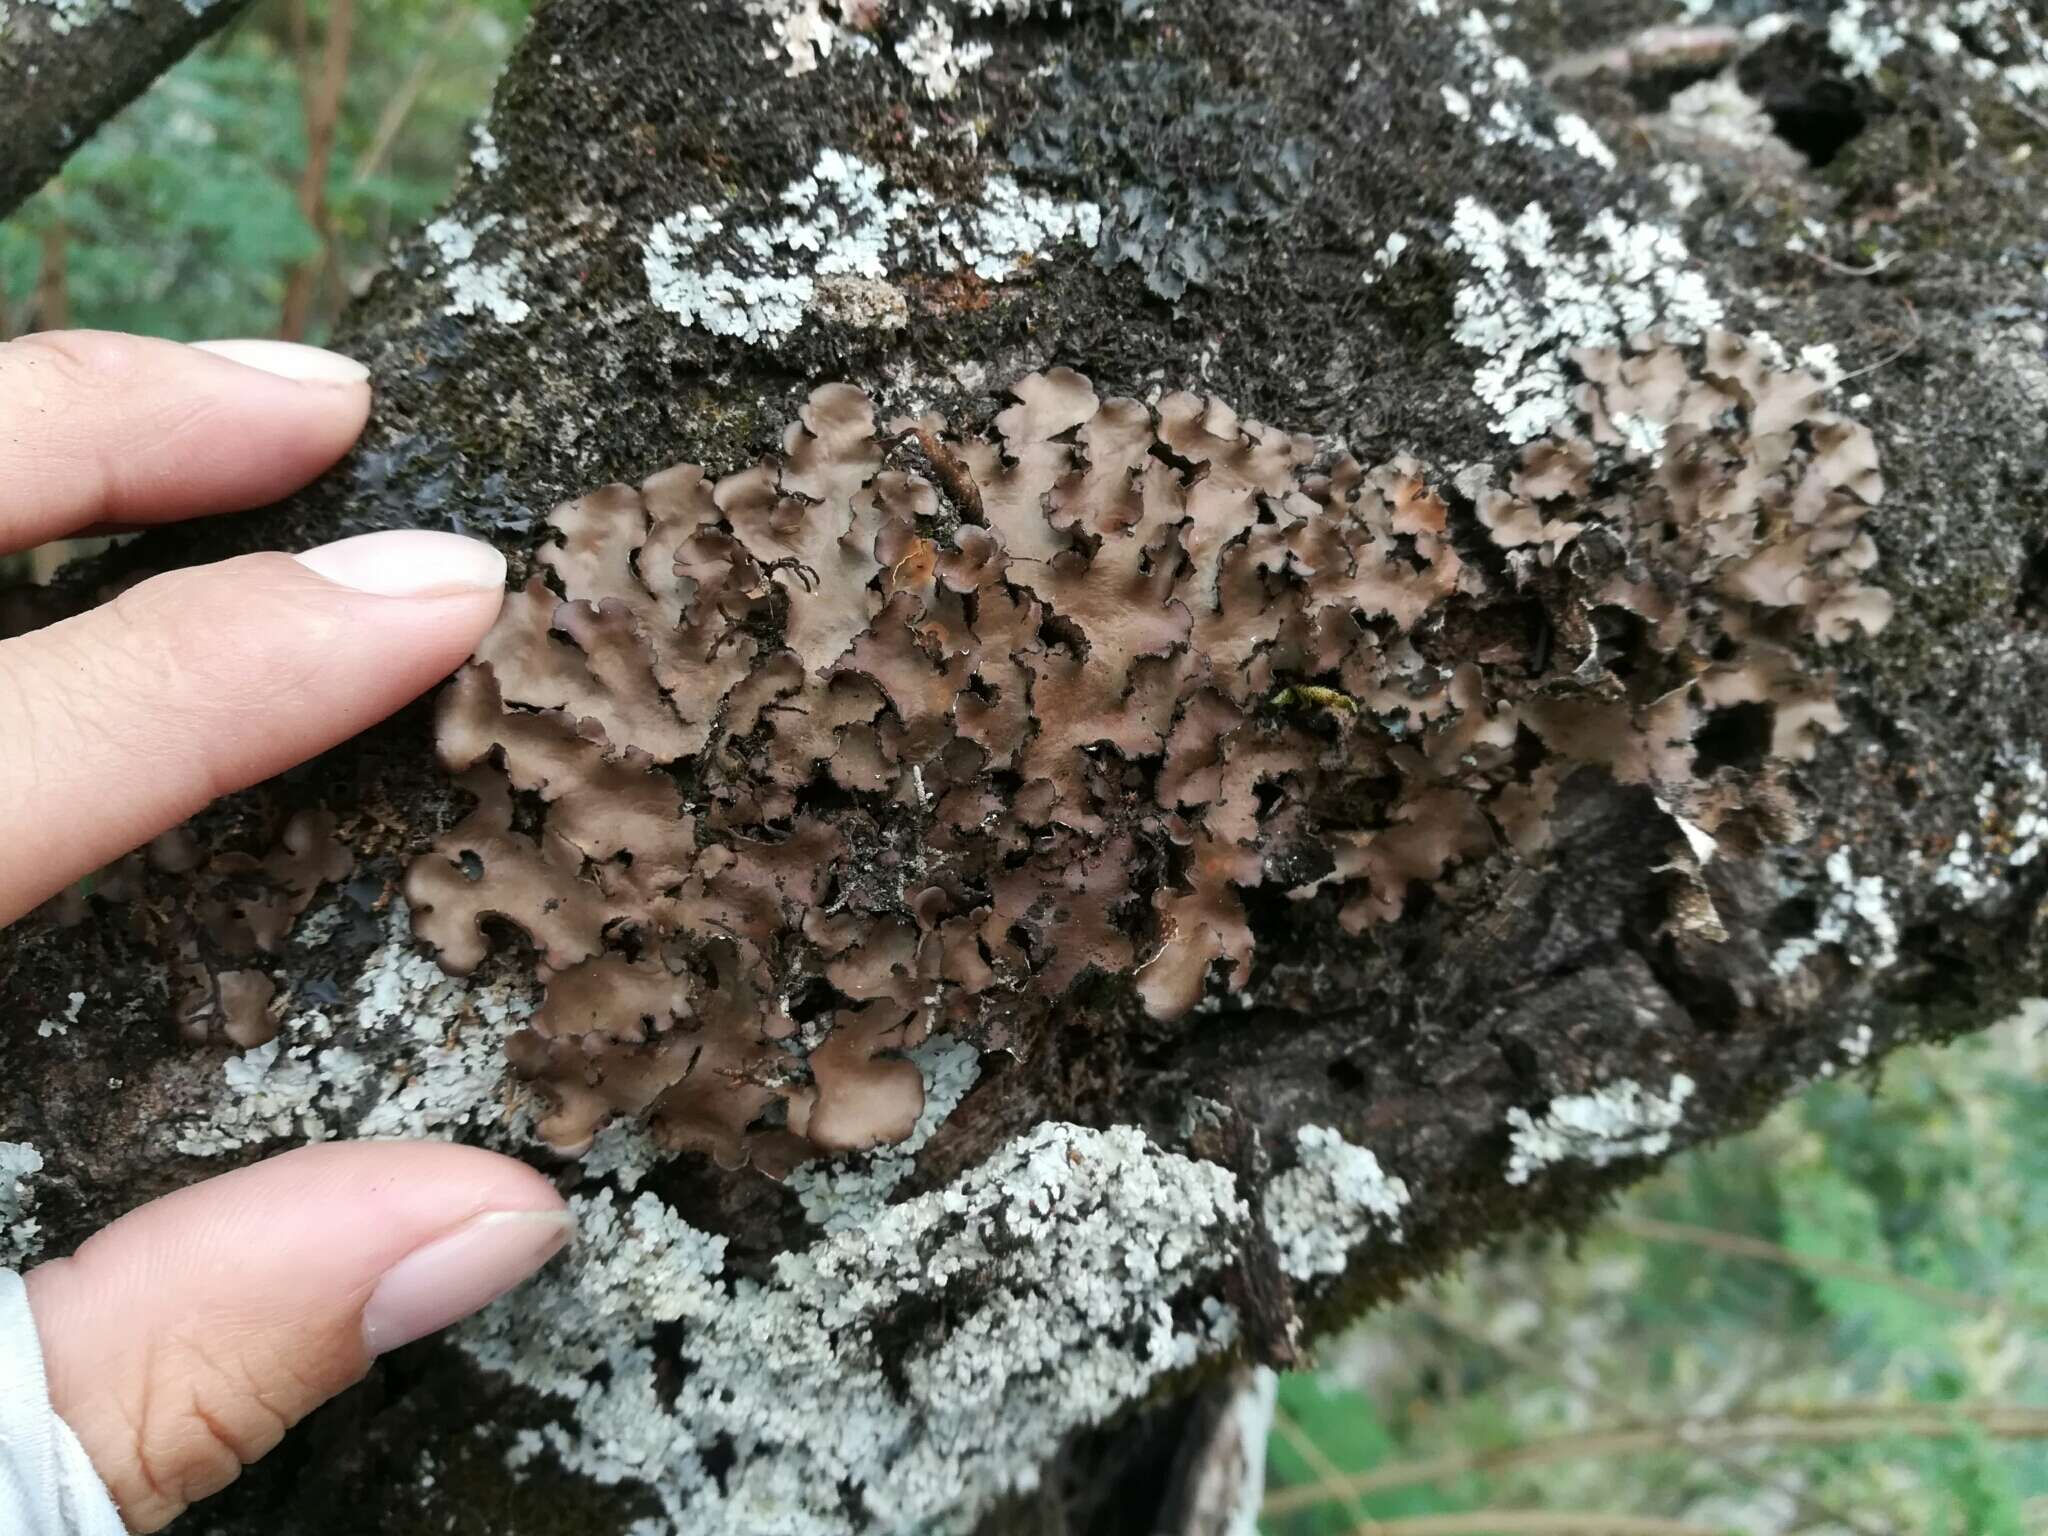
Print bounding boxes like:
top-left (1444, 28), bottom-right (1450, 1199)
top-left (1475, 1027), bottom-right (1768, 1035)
top-left (2016, 537), bottom-right (2048, 627)
top-left (1618, 58), bottom-right (1728, 113)
top-left (1769, 894), bottom-right (1821, 945)
top-left (699, 1430), bottom-right (738, 1489)
top-left (1693, 701), bottom-right (1774, 773)
top-left (1498, 1033), bottom-right (1540, 1083)
top-left (1327, 1053), bottom-right (1370, 1093)
top-left (786, 975), bottom-right (838, 1025)
top-left (1593, 606), bottom-right (1651, 680)
top-left (1738, 32), bottom-right (1870, 166)
top-left (1763, 81), bottom-right (1866, 164)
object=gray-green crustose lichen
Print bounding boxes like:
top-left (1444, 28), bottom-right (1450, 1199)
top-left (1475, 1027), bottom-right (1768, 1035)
top-left (466, 1118), bottom-right (1248, 1536)
top-left (0, 1141), bottom-right (44, 1268)
top-left (404, 336), bottom-right (1890, 1173)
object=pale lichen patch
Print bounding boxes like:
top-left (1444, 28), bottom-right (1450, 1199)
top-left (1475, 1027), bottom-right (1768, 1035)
top-left (1818, 1023), bottom-right (1877, 1079)
top-left (895, 5), bottom-right (992, 98)
top-left (788, 1035), bottom-right (981, 1233)
top-left (173, 903), bottom-right (533, 1156)
top-left (1664, 74), bottom-right (1787, 158)
top-left (1360, 230), bottom-right (1410, 285)
top-left (36, 989), bottom-right (84, 1039)
top-left (1928, 756), bottom-right (2048, 906)
top-left (1432, 5), bottom-right (1626, 172)
top-left (1445, 197), bottom-right (1723, 442)
top-left (0, 0), bottom-right (140, 35)
top-left (0, 1141), bottom-right (43, 1269)
top-left (581, 1117), bottom-right (665, 1193)
top-left (748, 0), bottom-right (1068, 93)
top-left (464, 1121), bottom-right (1243, 1536)
top-left (1553, 112), bottom-right (1617, 170)
top-left (748, 0), bottom-right (879, 77)
top-left (1771, 849), bottom-right (1901, 978)
top-left (1504, 1076), bottom-right (1696, 1185)
top-left (1823, 1), bottom-right (2048, 110)
top-left (425, 214), bottom-right (533, 326)
top-left (1263, 1125), bottom-right (1410, 1281)
top-left (469, 126), bottom-right (502, 178)
top-left (643, 150), bottom-right (1097, 345)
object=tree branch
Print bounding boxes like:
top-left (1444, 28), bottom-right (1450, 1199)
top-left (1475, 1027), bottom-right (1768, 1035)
top-left (1264, 1403), bottom-right (2048, 1518)
top-left (5, 1), bottom-right (2048, 1531)
top-left (0, 0), bottom-right (258, 220)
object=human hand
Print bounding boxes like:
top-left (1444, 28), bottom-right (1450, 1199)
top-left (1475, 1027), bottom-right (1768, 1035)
top-left (0, 332), bottom-right (572, 1531)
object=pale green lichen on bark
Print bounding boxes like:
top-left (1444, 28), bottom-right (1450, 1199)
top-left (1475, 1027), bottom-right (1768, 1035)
top-left (464, 1121), bottom-right (1246, 1536)
top-left (0, 1141), bottom-right (44, 1269)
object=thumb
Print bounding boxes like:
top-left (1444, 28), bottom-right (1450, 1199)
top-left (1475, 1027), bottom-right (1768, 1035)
top-left (21, 1142), bottom-right (572, 1532)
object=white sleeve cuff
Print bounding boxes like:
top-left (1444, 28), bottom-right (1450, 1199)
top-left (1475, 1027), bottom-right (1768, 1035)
top-left (0, 1269), bottom-right (127, 1536)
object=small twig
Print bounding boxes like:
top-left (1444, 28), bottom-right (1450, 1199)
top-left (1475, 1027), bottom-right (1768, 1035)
top-left (1836, 300), bottom-right (1924, 385)
top-left (888, 426), bottom-right (985, 524)
top-left (1321, 1514), bottom-right (1718, 1536)
top-left (351, 9), bottom-right (469, 188)
top-left (1608, 1210), bottom-right (2039, 1320)
top-left (1804, 248), bottom-right (1902, 278)
top-left (1263, 1401), bottom-right (2048, 1517)
top-left (1268, 1404), bottom-right (1382, 1534)
top-left (1395, 1297), bottom-right (1892, 1536)
top-left (2006, 94), bottom-right (2048, 138)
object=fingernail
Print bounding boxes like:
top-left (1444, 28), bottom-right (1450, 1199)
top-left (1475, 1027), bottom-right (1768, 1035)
top-left (294, 530), bottom-right (507, 597)
top-left (361, 1208), bottom-right (575, 1356)
top-left (189, 338), bottom-right (371, 386)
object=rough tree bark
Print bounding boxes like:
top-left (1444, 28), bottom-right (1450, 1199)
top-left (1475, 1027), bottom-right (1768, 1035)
top-left (4, 2), bottom-right (2047, 1534)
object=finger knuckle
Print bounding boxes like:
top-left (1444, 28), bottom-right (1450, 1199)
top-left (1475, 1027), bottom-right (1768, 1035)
top-left (0, 641), bottom-right (58, 781)
top-left (0, 614), bottom-right (125, 784)
top-left (0, 330), bottom-right (139, 408)
top-left (118, 1328), bottom-right (302, 1525)
top-left (0, 333), bottom-right (139, 520)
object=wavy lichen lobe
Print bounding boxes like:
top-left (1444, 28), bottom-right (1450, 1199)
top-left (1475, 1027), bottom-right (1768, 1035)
top-left (406, 339), bottom-right (1889, 1168)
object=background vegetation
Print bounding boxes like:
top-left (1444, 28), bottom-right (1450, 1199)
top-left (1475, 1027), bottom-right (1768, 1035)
top-left (0, 0), bottom-right (527, 582)
top-left (0, 0), bottom-right (526, 346)
top-left (1265, 1006), bottom-right (2048, 1536)
top-left (5, 9), bottom-right (2043, 1531)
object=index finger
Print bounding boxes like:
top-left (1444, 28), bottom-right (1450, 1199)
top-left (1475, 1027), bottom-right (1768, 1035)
top-left (0, 331), bottom-right (372, 556)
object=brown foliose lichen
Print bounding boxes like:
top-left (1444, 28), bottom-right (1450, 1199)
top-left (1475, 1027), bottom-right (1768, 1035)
top-left (406, 335), bottom-right (1889, 1168)
top-left (45, 811), bottom-right (354, 1048)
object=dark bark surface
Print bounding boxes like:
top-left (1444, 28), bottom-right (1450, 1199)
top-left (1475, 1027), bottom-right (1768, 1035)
top-left (3, 2), bottom-right (2047, 1532)
top-left (0, 0), bottom-right (257, 219)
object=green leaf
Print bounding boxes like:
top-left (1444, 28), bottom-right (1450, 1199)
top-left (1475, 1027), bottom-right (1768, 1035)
top-left (1776, 1160), bottom-right (1953, 1359)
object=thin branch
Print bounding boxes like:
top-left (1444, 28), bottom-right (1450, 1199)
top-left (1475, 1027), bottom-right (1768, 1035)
top-left (31, 183), bottom-right (70, 332)
top-left (2006, 95), bottom-right (2048, 138)
top-left (1835, 300), bottom-right (1925, 386)
top-left (1269, 1405), bottom-right (1383, 1533)
top-left (1396, 1298), bottom-right (1890, 1536)
top-left (1309, 1515), bottom-right (1721, 1536)
top-left (1263, 1402), bottom-right (2048, 1517)
top-left (1606, 1210), bottom-right (2036, 1320)
top-left (350, 8), bottom-right (470, 189)
top-left (1804, 248), bottom-right (1903, 278)
top-left (0, 0), bottom-right (259, 218)
top-left (280, 0), bottom-right (357, 339)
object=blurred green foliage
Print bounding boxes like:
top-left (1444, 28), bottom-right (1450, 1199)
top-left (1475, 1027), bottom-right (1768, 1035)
top-left (1265, 1005), bottom-right (2048, 1535)
top-left (0, 0), bottom-right (530, 344)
